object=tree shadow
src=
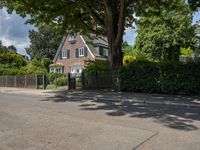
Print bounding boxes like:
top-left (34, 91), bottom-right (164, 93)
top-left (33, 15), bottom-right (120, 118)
top-left (43, 92), bottom-right (200, 131)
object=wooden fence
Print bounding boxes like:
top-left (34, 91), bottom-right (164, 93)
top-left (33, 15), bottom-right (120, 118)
top-left (0, 75), bottom-right (46, 89)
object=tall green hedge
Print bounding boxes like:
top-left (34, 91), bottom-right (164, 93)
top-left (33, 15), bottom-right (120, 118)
top-left (119, 61), bottom-right (200, 95)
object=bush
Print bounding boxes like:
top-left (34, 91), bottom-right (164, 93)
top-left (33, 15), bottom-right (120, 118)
top-left (123, 55), bottom-right (136, 65)
top-left (20, 59), bottom-right (48, 75)
top-left (84, 60), bottom-right (111, 75)
top-left (53, 76), bottom-right (68, 86)
top-left (119, 61), bottom-right (200, 95)
top-left (48, 72), bottom-right (66, 84)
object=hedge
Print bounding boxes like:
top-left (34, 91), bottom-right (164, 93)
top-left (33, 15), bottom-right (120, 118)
top-left (119, 61), bottom-right (200, 95)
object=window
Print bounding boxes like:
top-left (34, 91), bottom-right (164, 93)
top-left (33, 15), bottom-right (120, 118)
top-left (103, 48), bottom-right (108, 56)
top-left (50, 68), bottom-right (54, 72)
top-left (68, 35), bottom-right (76, 44)
top-left (79, 47), bottom-right (84, 56)
top-left (62, 50), bottom-right (67, 58)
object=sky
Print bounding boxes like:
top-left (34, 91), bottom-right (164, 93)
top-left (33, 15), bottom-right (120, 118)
top-left (0, 8), bottom-right (199, 56)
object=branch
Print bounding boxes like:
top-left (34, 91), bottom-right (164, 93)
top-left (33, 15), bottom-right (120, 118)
top-left (79, 15), bottom-right (97, 33)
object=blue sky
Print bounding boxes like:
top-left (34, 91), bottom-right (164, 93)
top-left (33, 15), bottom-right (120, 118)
top-left (0, 8), bottom-right (199, 56)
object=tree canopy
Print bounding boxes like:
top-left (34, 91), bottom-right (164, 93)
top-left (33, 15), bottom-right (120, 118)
top-left (134, 1), bottom-right (196, 62)
top-left (26, 25), bottom-right (62, 60)
top-left (0, 0), bottom-right (181, 70)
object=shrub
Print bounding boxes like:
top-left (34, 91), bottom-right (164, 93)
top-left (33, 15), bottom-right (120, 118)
top-left (123, 55), bottom-right (136, 65)
top-left (48, 72), bottom-right (66, 84)
top-left (84, 60), bottom-right (111, 75)
top-left (20, 59), bottom-right (48, 75)
top-left (119, 61), bottom-right (200, 95)
top-left (53, 76), bottom-right (68, 86)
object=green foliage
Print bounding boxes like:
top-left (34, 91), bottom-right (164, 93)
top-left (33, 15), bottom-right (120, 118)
top-left (189, 0), bottom-right (200, 11)
top-left (119, 61), bottom-right (200, 95)
top-left (84, 60), bottom-right (111, 75)
top-left (1, 0), bottom-right (177, 70)
top-left (124, 46), bottom-right (149, 61)
top-left (26, 25), bottom-right (62, 60)
top-left (41, 58), bottom-right (52, 70)
top-left (53, 76), bottom-right (68, 86)
top-left (123, 55), bottom-right (136, 65)
top-left (0, 52), bottom-right (26, 67)
top-left (20, 59), bottom-right (47, 75)
top-left (0, 64), bottom-right (21, 75)
top-left (48, 72), bottom-right (66, 84)
top-left (134, 2), bottom-right (196, 62)
top-left (180, 47), bottom-right (193, 57)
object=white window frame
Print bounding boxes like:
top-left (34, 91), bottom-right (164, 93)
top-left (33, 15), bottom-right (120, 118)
top-left (68, 35), bottom-right (76, 42)
top-left (79, 47), bottom-right (84, 57)
top-left (62, 50), bottom-right (67, 58)
top-left (103, 48), bottom-right (108, 56)
top-left (50, 68), bottom-right (55, 73)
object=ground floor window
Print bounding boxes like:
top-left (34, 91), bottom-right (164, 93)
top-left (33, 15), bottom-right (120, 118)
top-left (49, 67), bottom-right (63, 73)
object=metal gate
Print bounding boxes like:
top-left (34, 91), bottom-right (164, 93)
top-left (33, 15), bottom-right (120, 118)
top-left (68, 73), bottom-right (82, 90)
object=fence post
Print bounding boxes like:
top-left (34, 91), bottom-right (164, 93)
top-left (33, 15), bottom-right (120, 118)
top-left (24, 75), bottom-right (27, 88)
top-left (36, 75), bottom-right (38, 89)
top-left (5, 75), bottom-right (7, 87)
top-left (14, 76), bottom-right (17, 87)
top-left (42, 74), bottom-right (46, 90)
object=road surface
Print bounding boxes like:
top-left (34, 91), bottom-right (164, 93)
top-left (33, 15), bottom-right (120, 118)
top-left (0, 93), bottom-right (200, 150)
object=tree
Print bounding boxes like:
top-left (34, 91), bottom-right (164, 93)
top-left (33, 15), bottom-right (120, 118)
top-left (189, 0), bottom-right (200, 11)
top-left (26, 25), bottom-right (62, 60)
top-left (0, 40), bottom-right (7, 52)
top-left (0, 0), bottom-right (178, 70)
top-left (134, 1), bottom-right (196, 62)
top-left (7, 45), bottom-right (17, 53)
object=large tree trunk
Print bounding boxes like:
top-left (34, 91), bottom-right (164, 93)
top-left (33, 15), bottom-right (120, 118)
top-left (104, 0), bottom-right (127, 71)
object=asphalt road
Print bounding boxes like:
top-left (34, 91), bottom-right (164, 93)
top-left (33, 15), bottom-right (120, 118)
top-left (0, 93), bottom-right (200, 150)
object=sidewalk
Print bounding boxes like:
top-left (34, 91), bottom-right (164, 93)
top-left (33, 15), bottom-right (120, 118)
top-left (1, 87), bottom-right (200, 108)
top-left (0, 87), bottom-right (67, 97)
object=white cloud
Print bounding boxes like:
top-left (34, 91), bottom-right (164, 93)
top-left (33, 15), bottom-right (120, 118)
top-left (0, 7), bottom-right (34, 55)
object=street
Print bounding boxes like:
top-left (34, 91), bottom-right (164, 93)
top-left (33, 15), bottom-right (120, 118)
top-left (0, 93), bottom-right (200, 150)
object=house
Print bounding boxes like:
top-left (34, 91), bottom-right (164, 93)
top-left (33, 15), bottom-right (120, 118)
top-left (49, 33), bottom-right (109, 75)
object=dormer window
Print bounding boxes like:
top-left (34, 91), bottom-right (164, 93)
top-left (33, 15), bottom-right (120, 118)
top-left (68, 35), bottom-right (77, 44)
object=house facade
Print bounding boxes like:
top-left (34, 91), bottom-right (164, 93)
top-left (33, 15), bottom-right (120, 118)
top-left (49, 33), bottom-right (108, 75)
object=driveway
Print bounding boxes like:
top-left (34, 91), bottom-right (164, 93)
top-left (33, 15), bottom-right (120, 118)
top-left (0, 93), bottom-right (200, 150)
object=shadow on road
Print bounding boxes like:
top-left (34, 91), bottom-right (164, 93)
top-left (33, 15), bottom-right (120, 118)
top-left (42, 92), bottom-right (200, 131)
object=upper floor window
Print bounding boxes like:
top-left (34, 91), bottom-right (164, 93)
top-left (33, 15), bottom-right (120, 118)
top-left (75, 47), bottom-right (87, 57)
top-left (68, 35), bottom-right (77, 44)
top-left (103, 48), bottom-right (108, 56)
top-left (79, 47), bottom-right (84, 56)
top-left (62, 50), bottom-right (67, 58)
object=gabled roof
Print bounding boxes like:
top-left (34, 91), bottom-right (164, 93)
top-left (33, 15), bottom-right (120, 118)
top-left (53, 34), bottom-right (108, 62)
top-left (53, 36), bottom-right (67, 63)
top-left (82, 34), bottom-right (108, 57)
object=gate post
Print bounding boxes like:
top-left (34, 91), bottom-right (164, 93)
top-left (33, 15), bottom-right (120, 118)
top-left (81, 71), bottom-right (85, 90)
top-left (68, 73), bottom-right (71, 90)
top-left (42, 74), bottom-right (46, 90)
